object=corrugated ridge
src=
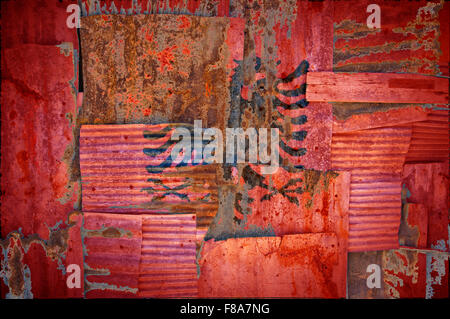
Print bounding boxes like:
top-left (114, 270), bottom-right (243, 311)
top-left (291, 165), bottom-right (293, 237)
top-left (80, 124), bottom-right (219, 237)
top-left (332, 125), bottom-right (411, 251)
top-left (138, 214), bottom-right (198, 298)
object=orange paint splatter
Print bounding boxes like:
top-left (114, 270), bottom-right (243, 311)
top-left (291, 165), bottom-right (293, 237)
top-left (157, 45), bottom-right (177, 73)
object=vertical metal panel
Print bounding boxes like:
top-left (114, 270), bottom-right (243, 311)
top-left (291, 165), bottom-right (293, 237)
top-left (139, 214), bottom-right (197, 298)
top-left (83, 212), bottom-right (142, 298)
top-left (332, 125), bottom-right (412, 251)
top-left (79, 124), bottom-right (219, 237)
top-left (1, 0), bottom-right (79, 49)
top-left (405, 110), bottom-right (449, 164)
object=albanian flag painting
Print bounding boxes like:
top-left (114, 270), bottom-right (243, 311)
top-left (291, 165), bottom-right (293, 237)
top-left (0, 0), bottom-right (449, 309)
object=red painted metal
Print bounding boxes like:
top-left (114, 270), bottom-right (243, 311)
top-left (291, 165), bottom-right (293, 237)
top-left (307, 72), bottom-right (449, 104)
top-left (83, 212), bottom-right (142, 298)
top-left (402, 162), bottom-right (449, 251)
top-left (333, 105), bottom-right (430, 133)
top-left (139, 214), bottom-right (197, 298)
top-left (79, 124), bottom-right (218, 235)
top-left (80, 0), bottom-right (230, 17)
top-left (332, 125), bottom-right (412, 252)
top-left (1, 43), bottom-right (82, 298)
top-left (198, 233), bottom-right (344, 298)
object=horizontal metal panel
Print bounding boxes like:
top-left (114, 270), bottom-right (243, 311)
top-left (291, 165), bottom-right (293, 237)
top-left (333, 1), bottom-right (449, 76)
top-left (332, 125), bottom-right (412, 251)
top-left (307, 72), bottom-right (449, 104)
top-left (405, 110), bottom-right (449, 163)
top-left (138, 214), bottom-right (197, 298)
top-left (80, 124), bottom-right (218, 234)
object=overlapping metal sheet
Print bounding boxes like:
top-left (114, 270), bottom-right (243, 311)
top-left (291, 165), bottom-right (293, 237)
top-left (83, 212), bottom-right (142, 298)
top-left (331, 125), bottom-right (412, 252)
top-left (79, 124), bottom-right (218, 237)
top-left (139, 214), bottom-right (197, 298)
top-left (307, 72), bottom-right (449, 104)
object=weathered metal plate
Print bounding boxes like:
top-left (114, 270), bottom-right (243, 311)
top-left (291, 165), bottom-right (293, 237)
top-left (229, 0), bottom-right (334, 171)
top-left (198, 233), bottom-right (345, 298)
top-left (402, 162), bottom-right (449, 251)
top-left (79, 14), bottom-right (244, 129)
top-left (332, 103), bottom-right (430, 133)
top-left (1, 43), bottom-right (82, 298)
top-left (0, 212), bottom-right (84, 299)
top-left (79, 124), bottom-right (218, 236)
top-left (383, 248), bottom-right (449, 299)
top-left (83, 212), bottom-right (142, 298)
top-left (80, 0), bottom-right (230, 17)
top-left (306, 72), bottom-right (449, 104)
top-left (1, 0), bottom-right (79, 49)
top-left (331, 125), bottom-right (412, 252)
top-left (138, 214), bottom-right (197, 298)
top-left (333, 1), bottom-right (449, 76)
top-left (399, 203), bottom-right (428, 249)
top-left (405, 110), bottom-right (449, 164)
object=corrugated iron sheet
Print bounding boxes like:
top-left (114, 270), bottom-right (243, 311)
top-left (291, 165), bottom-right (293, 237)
top-left (83, 212), bottom-right (142, 298)
top-left (402, 162), bottom-right (449, 251)
top-left (331, 125), bottom-right (412, 252)
top-left (79, 124), bottom-right (218, 236)
top-left (405, 110), bottom-right (449, 164)
top-left (199, 233), bottom-right (343, 298)
top-left (139, 214), bottom-right (197, 298)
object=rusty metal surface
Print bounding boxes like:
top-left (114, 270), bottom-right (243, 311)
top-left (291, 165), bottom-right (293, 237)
top-left (405, 110), bottom-right (449, 164)
top-left (1, 0), bottom-right (79, 49)
top-left (83, 212), bottom-right (142, 298)
top-left (80, 0), bottom-right (230, 17)
top-left (1, 0), bottom-right (449, 300)
top-left (199, 233), bottom-right (344, 298)
top-left (79, 14), bottom-right (244, 129)
top-left (79, 124), bottom-right (218, 235)
top-left (401, 162), bottom-right (449, 251)
top-left (333, 0), bottom-right (449, 76)
top-left (139, 214), bottom-right (197, 298)
top-left (307, 72), bottom-right (449, 104)
top-left (1, 43), bottom-right (82, 298)
top-left (332, 103), bottom-right (430, 133)
top-left (332, 125), bottom-right (412, 252)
